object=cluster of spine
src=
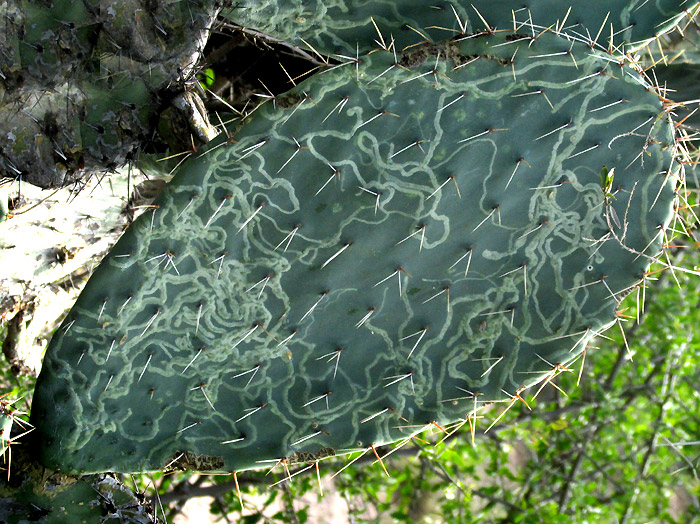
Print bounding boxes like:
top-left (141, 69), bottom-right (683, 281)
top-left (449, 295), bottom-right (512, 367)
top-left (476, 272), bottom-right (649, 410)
top-left (651, 18), bottom-right (700, 186)
top-left (31, 24), bottom-right (678, 475)
top-left (0, 0), bottom-right (224, 188)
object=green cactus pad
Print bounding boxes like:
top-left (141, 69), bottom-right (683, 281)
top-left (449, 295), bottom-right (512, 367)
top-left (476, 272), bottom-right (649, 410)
top-left (0, 471), bottom-right (158, 524)
top-left (229, 0), bottom-right (699, 56)
top-left (31, 30), bottom-right (678, 474)
top-left (0, 407), bottom-right (12, 461)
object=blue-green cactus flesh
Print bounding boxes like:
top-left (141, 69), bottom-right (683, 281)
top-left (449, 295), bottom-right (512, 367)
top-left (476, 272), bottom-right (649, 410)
top-left (31, 30), bottom-right (678, 474)
top-left (228, 0), bottom-right (699, 56)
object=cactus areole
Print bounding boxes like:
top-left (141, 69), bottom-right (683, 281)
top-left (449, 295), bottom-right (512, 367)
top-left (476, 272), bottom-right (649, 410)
top-left (31, 30), bottom-right (678, 474)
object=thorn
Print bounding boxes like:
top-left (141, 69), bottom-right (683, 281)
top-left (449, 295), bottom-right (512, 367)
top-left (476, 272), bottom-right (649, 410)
top-left (400, 327), bottom-right (429, 359)
top-left (427, 175), bottom-right (460, 200)
top-left (195, 303), bottom-right (204, 335)
top-left (163, 453), bottom-right (185, 470)
top-left (235, 404), bottom-right (266, 423)
top-left (355, 307), bottom-right (376, 328)
top-left (315, 163), bottom-right (342, 196)
top-left (232, 472), bottom-right (243, 509)
top-left (221, 436), bottom-right (245, 444)
top-left (239, 139), bottom-right (268, 159)
top-left (374, 268), bottom-right (409, 295)
top-left (360, 408), bottom-right (389, 424)
top-left (395, 224), bottom-right (426, 249)
top-left (484, 391), bottom-right (526, 433)
top-left (477, 355), bottom-right (504, 377)
top-left (535, 120), bottom-right (571, 141)
top-left (138, 353), bottom-right (154, 382)
top-left (330, 448), bottom-right (370, 479)
top-left (237, 203), bottom-right (265, 233)
top-left (316, 462), bottom-right (323, 496)
top-left (232, 364), bottom-right (262, 388)
top-left (437, 93), bottom-right (466, 113)
top-left (98, 298), bottom-right (108, 321)
top-left (232, 324), bottom-right (260, 349)
top-left (358, 186), bottom-right (382, 214)
top-left (106, 339), bottom-right (116, 362)
top-left (291, 431), bottom-right (324, 447)
top-left (205, 195), bottom-right (232, 228)
top-left (316, 348), bottom-right (342, 379)
top-left (176, 420), bottom-right (201, 434)
top-left (140, 309), bottom-right (161, 337)
top-left (589, 98), bottom-right (626, 113)
top-left (246, 275), bottom-right (272, 298)
top-left (62, 319), bottom-right (76, 334)
top-left (277, 329), bottom-right (298, 348)
top-left (383, 372), bottom-right (415, 394)
top-left (472, 207), bottom-right (497, 233)
top-left (370, 17), bottom-right (389, 50)
top-left (390, 140), bottom-right (425, 159)
top-left (321, 242), bottom-right (352, 268)
top-left (565, 70), bottom-right (604, 85)
top-left (322, 96), bottom-right (349, 123)
top-left (276, 137), bottom-right (305, 174)
top-left (209, 252), bottom-right (227, 279)
top-left (182, 347), bottom-right (205, 374)
top-left (299, 291), bottom-right (328, 323)
top-left (449, 248), bottom-right (473, 277)
top-left (302, 392), bottom-right (331, 410)
top-left (505, 158), bottom-right (530, 189)
top-left (189, 382), bottom-right (216, 410)
top-left (566, 143), bottom-right (600, 160)
top-left (357, 110), bottom-right (398, 130)
top-left (275, 225), bottom-right (301, 252)
top-left (458, 129), bottom-right (490, 143)
top-left (368, 63), bottom-right (397, 84)
top-left (422, 286), bottom-right (450, 312)
top-left (371, 444), bottom-right (390, 477)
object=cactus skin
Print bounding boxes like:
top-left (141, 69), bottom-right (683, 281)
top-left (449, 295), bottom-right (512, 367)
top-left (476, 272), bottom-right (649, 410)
top-left (0, 0), bottom-right (223, 188)
top-left (30, 29), bottom-right (677, 474)
top-left (0, 471), bottom-right (159, 524)
top-left (0, 397), bottom-right (158, 523)
top-left (0, 406), bottom-right (12, 461)
top-left (229, 0), bottom-right (699, 56)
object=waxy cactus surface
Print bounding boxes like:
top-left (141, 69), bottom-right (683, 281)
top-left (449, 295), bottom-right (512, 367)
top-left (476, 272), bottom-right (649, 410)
top-left (229, 0), bottom-right (698, 56)
top-left (30, 29), bottom-right (678, 474)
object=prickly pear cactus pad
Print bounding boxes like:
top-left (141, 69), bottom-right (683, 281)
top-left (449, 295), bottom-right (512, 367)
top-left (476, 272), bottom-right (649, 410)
top-left (31, 30), bottom-right (678, 474)
top-left (0, 471), bottom-right (159, 524)
top-left (229, 0), bottom-right (699, 56)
